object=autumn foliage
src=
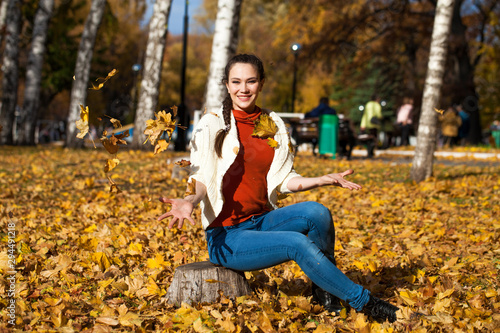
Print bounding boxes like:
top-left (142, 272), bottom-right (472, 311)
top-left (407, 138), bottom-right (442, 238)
top-left (0, 147), bottom-right (499, 332)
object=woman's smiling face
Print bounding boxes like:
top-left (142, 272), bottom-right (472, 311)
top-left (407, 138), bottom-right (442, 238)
top-left (226, 63), bottom-right (265, 113)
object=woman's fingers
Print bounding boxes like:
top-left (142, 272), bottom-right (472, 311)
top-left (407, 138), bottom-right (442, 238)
top-left (340, 169), bottom-right (354, 177)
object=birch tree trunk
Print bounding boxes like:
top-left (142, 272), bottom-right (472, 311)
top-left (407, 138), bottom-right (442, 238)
top-left (0, 0), bottom-right (8, 55)
top-left (18, 0), bottom-right (54, 145)
top-left (203, 0), bottom-right (243, 114)
top-left (65, 0), bottom-right (106, 148)
top-left (0, 0), bottom-right (21, 145)
top-left (410, 0), bottom-right (455, 182)
top-left (131, 0), bottom-right (172, 148)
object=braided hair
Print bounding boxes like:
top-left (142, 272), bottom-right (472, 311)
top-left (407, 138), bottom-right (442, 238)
top-left (214, 54), bottom-right (266, 158)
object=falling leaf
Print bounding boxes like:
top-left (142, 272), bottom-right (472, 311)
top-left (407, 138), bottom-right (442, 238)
top-left (90, 69), bottom-right (118, 90)
top-left (104, 158), bottom-right (120, 173)
top-left (186, 179), bottom-right (196, 196)
top-left (107, 175), bottom-right (122, 193)
top-left (101, 131), bottom-right (129, 155)
top-left (144, 110), bottom-right (177, 145)
top-left (154, 139), bottom-right (169, 155)
top-left (110, 118), bottom-right (122, 129)
top-left (435, 108), bottom-right (445, 115)
top-left (76, 105), bottom-right (90, 139)
top-left (252, 113), bottom-right (277, 139)
top-left (175, 159), bottom-right (191, 167)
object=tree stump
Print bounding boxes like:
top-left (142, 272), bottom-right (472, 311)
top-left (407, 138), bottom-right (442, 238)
top-left (165, 261), bottom-right (252, 306)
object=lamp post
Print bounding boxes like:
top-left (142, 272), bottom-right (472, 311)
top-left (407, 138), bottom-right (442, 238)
top-left (175, 0), bottom-right (189, 151)
top-left (291, 43), bottom-right (300, 113)
top-left (131, 63), bottom-right (141, 123)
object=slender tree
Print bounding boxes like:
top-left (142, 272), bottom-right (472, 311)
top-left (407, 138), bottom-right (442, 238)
top-left (131, 0), bottom-right (172, 148)
top-left (0, 0), bottom-right (21, 145)
top-left (203, 0), bottom-right (243, 114)
top-left (0, 0), bottom-right (8, 55)
top-left (18, 0), bottom-right (54, 145)
top-left (65, 0), bottom-right (106, 148)
top-left (410, 0), bottom-right (455, 183)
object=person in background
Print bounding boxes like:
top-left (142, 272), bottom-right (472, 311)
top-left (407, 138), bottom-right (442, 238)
top-left (396, 97), bottom-right (413, 146)
top-left (490, 120), bottom-right (500, 148)
top-left (456, 104), bottom-right (470, 146)
top-left (304, 97), bottom-right (337, 118)
top-left (157, 54), bottom-right (399, 323)
top-left (439, 106), bottom-right (462, 148)
top-left (360, 94), bottom-right (383, 158)
top-left (338, 114), bottom-right (356, 160)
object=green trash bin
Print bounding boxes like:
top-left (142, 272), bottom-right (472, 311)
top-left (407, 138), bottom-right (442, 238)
top-left (492, 130), bottom-right (500, 148)
top-left (318, 114), bottom-right (339, 158)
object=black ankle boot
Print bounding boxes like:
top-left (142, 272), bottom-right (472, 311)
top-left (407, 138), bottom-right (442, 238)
top-left (311, 284), bottom-right (343, 315)
top-left (361, 295), bottom-right (399, 323)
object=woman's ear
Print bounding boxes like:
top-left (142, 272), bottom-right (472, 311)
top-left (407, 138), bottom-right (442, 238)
top-left (259, 79), bottom-right (265, 91)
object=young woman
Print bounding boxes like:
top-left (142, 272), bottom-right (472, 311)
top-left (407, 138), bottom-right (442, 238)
top-left (158, 54), bottom-right (399, 323)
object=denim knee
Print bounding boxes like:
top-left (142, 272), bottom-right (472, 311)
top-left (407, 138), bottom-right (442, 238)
top-left (298, 201), bottom-right (332, 231)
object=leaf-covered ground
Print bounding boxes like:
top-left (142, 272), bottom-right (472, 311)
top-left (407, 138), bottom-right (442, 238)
top-left (1, 146), bottom-right (499, 332)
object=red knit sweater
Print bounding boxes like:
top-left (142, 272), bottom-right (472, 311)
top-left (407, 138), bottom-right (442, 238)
top-left (210, 108), bottom-right (275, 228)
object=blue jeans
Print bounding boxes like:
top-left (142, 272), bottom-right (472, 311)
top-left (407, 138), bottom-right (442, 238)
top-left (205, 201), bottom-right (370, 311)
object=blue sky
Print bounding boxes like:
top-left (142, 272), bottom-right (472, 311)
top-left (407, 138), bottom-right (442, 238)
top-left (142, 0), bottom-right (204, 35)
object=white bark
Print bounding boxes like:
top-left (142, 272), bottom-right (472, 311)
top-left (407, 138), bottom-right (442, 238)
top-left (19, 0), bottom-right (54, 145)
top-left (0, 0), bottom-right (21, 145)
top-left (203, 0), bottom-right (242, 114)
top-left (410, 0), bottom-right (455, 182)
top-left (131, 0), bottom-right (172, 148)
top-left (66, 0), bottom-right (106, 147)
top-left (0, 0), bottom-right (8, 54)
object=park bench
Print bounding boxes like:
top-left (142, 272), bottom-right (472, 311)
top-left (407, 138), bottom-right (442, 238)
top-left (288, 116), bottom-right (361, 159)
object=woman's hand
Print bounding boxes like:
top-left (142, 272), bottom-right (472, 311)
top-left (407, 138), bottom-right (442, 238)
top-left (318, 169), bottom-right (362, 190)
top-left (157, 197), bottom-right (196, 229)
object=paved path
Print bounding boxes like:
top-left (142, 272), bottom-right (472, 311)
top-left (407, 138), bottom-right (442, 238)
top-left (352, 149), bottom-right (500, 160)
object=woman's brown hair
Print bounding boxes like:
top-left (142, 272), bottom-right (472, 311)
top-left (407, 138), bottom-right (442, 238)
top-left (214, 54), bottom-right (266, 158)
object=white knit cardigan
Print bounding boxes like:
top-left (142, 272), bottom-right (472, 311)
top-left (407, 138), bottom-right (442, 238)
top-left (188, 107), bottom-right (300, 230)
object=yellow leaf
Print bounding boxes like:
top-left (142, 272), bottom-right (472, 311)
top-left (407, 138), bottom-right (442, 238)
top-left (144, 110), bottom-right (176, 145)
top-left (91, 252), bottom-right (111, 271)
top-left (353, 314), bottom-right (368, 329)
top-left (104, 158), bottom-right (120, 173)
top-left (43, 297), bottom-right (61, 306)
top-left (367, 261), bottom-right (377, 272)
top-left (96, 317), bottom-right (119, 326)
top-left (147, 253), bottom-right (167, 269)
top-left (154, 139), bottom-right (169, 155)
top-left (399, 290), bottom-right (416, 306)
top-left (193, 317), bottom-right (212, 333)
top-left (267, 137), bottom-right (279, 148)
top-left (98, 278), bottom-right (115, 289)
top-left (353, 260), bottom-right (365, 270)
top-left (118, 311), bottom-right (142, 327)
top-left (252, 113), bottom-right (277, 139)
top-left (128, 242), bottom-right (143, 255)
top-left (437, 288), bottom-right (454, 300)
top-left (76, 105), bottom-right (89, 139)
